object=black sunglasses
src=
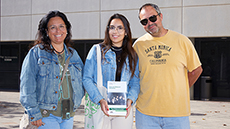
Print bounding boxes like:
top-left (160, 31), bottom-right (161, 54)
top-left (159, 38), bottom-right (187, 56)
top-left (140, 13), bottom-right (160, 26)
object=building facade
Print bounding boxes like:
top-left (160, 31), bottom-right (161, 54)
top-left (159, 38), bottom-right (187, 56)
top-left (1, 0), bottom-right (230, 100)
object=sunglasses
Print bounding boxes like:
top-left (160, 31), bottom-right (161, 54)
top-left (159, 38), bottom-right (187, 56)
top-left (140, 13), bottom-right (160, 26)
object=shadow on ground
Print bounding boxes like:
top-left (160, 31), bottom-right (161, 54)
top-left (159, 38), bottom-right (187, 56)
top-left (0, 101), bottom-right (24, 116)
top-left (0, 101), bottom-right (24, 129)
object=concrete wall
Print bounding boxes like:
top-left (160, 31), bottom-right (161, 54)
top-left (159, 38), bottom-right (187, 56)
top-left (1, 0), bottom-right (230, 41)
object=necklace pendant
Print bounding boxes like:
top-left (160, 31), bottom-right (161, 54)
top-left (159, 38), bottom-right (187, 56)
top-left (58, 54), bottom-right (63, 60)
top-left (117, 57), bottom-right (121, 62)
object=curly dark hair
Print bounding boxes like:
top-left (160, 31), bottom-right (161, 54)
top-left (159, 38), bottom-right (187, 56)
top-left (33, 10), bottom-right (72, 53)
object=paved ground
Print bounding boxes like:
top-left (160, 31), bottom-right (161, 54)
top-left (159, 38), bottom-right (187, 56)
top-left (0, 91), bottom-right (230, 129)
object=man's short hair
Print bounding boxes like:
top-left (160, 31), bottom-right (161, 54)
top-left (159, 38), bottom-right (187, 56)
top-left (139, 3), bottom-right (161, 19)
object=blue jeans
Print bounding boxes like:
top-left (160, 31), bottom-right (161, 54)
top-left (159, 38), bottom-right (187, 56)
top-left (38, 114), bottom-right (74, 129)
top-left (135, 109), bottom-right (190, 129)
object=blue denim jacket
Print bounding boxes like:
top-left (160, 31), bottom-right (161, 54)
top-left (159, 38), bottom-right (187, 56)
top-left (20, 44), bottom-right (84, 122)
top-left (83, 44), bottom-right (140, 104)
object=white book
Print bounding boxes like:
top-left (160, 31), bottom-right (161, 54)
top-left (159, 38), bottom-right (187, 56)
top-left (107, 81), bottom-right (127, 117)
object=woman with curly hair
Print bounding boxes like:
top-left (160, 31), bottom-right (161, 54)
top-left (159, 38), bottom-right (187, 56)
top-left (20, 10), bottom-right (84, 129)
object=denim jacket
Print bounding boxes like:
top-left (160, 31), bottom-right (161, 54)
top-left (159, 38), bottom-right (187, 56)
top-left (83, 44), bottom-right (140, 104)
top-left (20, 44), bottom-right (84, 122)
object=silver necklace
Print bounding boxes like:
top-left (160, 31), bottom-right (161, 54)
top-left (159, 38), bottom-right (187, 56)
top-left (111, 46), bottom-right (122, 51)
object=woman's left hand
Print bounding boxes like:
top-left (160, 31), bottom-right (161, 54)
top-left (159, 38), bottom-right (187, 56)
top-left (99, 99), bottom-right (109, 117)
top-left (125, 99), bottom-right (133, 118)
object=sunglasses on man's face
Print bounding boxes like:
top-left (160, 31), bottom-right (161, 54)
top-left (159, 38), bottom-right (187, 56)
top-left (140, 13), bottom-right (160, 26)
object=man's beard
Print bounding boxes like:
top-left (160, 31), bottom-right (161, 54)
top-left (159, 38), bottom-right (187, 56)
top-left (147, 23), bottom-right (159, 36)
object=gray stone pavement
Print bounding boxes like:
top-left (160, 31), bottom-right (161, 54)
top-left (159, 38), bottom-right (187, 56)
top-left (0, 91), bottom-right (230, 129)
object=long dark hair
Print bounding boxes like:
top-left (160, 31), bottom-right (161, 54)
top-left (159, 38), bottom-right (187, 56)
top-left (32, 10), bottom-right (72, 53)
top-left (101, 13), bottom-right (138, 77)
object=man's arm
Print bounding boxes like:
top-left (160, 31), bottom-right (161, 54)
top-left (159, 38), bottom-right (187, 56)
top-left (188, 66), bottom-right (203, 88)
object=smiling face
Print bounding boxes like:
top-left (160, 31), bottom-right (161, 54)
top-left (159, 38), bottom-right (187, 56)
top-left (109, 18), bottom-right (126, 47)
top-left (47, 16), bottom-right (67, 46)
